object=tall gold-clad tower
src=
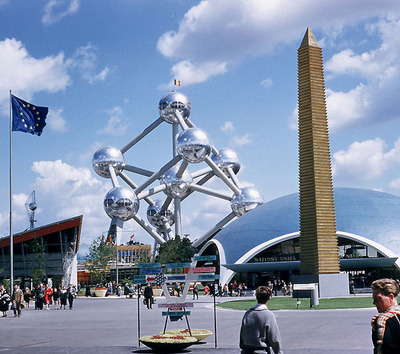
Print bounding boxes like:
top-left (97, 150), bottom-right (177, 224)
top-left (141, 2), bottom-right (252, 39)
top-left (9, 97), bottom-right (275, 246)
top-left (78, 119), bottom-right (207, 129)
top-left (298, 28), bottom-right (340, 275)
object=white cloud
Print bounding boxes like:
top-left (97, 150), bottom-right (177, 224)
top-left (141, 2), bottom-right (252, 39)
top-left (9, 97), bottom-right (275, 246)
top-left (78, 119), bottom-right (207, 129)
top-left (29, 160), bottom-right (111, 244)
top-left (93, 67), bottom-right (111, 82)
top-left (220, 121), bottom-right (235, 132)
top-left (333, 138), bottom-right (386, 181)
top-left (67, 44), bottom-right (110, 84)
top-left (389, 178), bottom-right (400, 190)
top-left (157, 0), bottom-right (400, 87)
top-left (219, 121), bottom-right (252, 147)
top-left (13, 193), bottom-right (29, 209)
top-left (260, 78), bottom-right (273, 88)
top-left (231, 133), bottom-right (252, 147)
top-left (0, 38), bottom-right (70, 107)
top-left (47, 108), bottom-right (67, 132)
top-left (0, 39), bottom-right (111, 115)
top-left (42, 0), bottom-right (80, 25)
top-left (325, 19), bottom-right (400, 131)
top-left (325, 86), bottom-right (370, 132)
top-left (96, 106), bottom-right (129, 136)
top-left (158, 60), bottom-right (228, 89)
top-left (332, 137), bottom-right (400, 183)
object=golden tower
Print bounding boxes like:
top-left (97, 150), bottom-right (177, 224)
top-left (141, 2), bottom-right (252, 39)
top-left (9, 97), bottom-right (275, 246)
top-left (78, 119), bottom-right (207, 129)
top-left (298, 27), bottom-right (340, 275)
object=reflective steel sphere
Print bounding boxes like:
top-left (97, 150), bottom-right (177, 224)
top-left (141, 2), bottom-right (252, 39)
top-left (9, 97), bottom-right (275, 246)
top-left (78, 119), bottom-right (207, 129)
top-left (147, 200), bottom-right (174, 230)
top-left (103, 187), bottom-right (139, 221)
top-left (160, 165), bottom-right (193, 198)
top-left (93, 146), bottom-right (125, 178)
top-left (231, 187), bottom-right (263, 216)
top-left (29, 202), bottom-right (37, 211)
top-left (177, 128), bottom-right (212, 163)
top-left (158, 91), bottom-right (191, 124)
top-left (211, 148), bottom-right (241, 175)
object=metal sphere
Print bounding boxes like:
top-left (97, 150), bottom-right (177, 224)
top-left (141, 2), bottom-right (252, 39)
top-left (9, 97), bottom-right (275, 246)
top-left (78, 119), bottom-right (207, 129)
top-left (211, 148), bottom-right (241, 176)
top-left (231, 187), bottom-right (264, 217)
top-left (103, 187), bottom-right (139, 221)
top-left (177, 128), bottom-right (212, 163)
top-left (93, 146), bottom-right (125, 178)
top-left (158, 91), bottom-right (191, 124)
top-left (160, 165), bottom-right (193, 198)
top-left (29, 202), bottom-right (37, 211)
top-left (146, 200), bottom-right (174, 230)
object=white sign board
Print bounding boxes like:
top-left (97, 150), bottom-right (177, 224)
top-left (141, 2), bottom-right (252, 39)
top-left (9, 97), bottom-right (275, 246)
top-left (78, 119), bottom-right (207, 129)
top-left (293, 283), bottom-right (317, 291)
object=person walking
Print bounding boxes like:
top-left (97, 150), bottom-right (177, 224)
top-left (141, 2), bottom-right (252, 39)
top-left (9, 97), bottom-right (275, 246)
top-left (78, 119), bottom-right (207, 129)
top-left (45, 284), bottom-right (53, 310)
top-left (67, 284), bottom-right (76, 310)
top-left (23, 287), bottom-right (31, 310)
top-left (371, 278), bottom-right (400, 354)
top-left (204, 284), bottom-right (210, 296)
top-left (60, 286), bottom-right (68, 309)
top-left (143, 283), bottom-right (153, 309)
top-left (0, 284), bottom-right (10, 317)
top-left (53, 287), bottom-right (60, 310)
top-left (240, 286), bottom-right (283, 354)
top-left (35, 284), bottom-right (45, 310)
top-left (192, 282), bottom-right (199, 300)
top-left (11, 285), bottom-right (24, 318)
top-left (85, 285), bottom-right (91, 297)
top-left (174, 283), bottom-right (180, 297)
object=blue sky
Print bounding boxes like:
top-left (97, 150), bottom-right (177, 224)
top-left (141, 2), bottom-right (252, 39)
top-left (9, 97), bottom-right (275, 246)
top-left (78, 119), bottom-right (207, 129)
top-left (1, 0), bottom-right (400, 253)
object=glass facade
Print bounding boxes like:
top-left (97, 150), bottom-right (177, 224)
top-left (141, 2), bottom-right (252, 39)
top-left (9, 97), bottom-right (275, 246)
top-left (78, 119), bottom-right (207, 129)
top-left (246, 237), bottom-right (385, 265)
top-left (116, 245), bottom-right (151, 265)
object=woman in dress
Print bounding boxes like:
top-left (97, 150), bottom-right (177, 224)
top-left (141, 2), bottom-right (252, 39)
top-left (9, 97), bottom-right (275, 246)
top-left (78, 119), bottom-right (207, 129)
top-left (24, 287), bottom-right (31, 310)
top-left (60, 286), bottom-right (67, 309)
top-left (0, 284), bottom-right (10, 317)
top-left (45, 284), bottom-right (53, 310)
top-left (35, 284), bottom-right (45, 310)
top-left (204, 284), bottom-right (210, 296)
top-left (52, 287), bottom-right (60, 310)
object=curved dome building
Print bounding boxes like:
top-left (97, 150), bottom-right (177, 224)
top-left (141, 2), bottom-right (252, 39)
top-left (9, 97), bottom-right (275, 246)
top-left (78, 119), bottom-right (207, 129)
top-left (198, 187), bottom-right (400, 287)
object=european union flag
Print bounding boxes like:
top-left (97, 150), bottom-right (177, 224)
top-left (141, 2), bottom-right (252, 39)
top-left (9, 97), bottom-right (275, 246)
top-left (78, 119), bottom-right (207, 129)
top-left (11, 95), bottom-right (48, 136)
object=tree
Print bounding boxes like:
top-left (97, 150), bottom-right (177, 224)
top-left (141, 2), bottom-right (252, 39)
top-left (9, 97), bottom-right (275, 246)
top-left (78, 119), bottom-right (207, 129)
top-left (30, 236), bottom-right (47, 285)
top-left (156, 235), bottom-right (196, 264)
top-left (84, 236), bottom-right (115, 285)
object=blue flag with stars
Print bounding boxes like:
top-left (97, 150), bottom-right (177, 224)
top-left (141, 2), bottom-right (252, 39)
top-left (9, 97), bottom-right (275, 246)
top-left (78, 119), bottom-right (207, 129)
top-left (11, 94), bottom-right (48, 136)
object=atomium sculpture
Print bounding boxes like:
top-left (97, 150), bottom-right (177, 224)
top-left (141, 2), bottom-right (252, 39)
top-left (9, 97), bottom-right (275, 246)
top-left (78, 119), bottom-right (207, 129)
top-left (92, 91), bottom-right (263, 257)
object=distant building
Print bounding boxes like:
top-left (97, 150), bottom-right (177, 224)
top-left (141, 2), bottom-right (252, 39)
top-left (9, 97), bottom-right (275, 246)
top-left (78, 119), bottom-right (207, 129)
top-left (117, 244), bottom-right (151, 265)
top-left (77, 243), bottom-right (151, 285)
top-left (0, 215), bottom-right (82, 287)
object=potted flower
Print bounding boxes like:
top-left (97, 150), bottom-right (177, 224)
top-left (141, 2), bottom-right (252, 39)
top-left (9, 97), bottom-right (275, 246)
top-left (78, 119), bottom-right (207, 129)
top-left (139, 334), bottom-right (197, 352)
top-left (163, 328), bottom-right (213, 341)
top-left (94, 287), bottom-right (107, 297)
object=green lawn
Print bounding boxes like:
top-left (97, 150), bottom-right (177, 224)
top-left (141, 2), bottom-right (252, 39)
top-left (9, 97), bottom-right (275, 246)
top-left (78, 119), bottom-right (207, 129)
top-left (217, 296), bottom-right (375, 310)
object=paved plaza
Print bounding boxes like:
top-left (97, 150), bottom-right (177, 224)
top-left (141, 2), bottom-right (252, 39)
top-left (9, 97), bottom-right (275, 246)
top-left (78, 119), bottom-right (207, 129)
top-left (0, 294), bottom-right (376, 353)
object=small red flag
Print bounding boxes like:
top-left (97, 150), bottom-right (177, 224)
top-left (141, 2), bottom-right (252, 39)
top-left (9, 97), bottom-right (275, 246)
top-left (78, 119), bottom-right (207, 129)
top-left (130, 234), bottom-right (134, 239)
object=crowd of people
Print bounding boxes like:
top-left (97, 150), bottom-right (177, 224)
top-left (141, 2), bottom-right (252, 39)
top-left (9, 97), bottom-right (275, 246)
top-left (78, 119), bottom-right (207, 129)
top-left (0, 283), bottom-right (78, 318)
top-left (203, 279), bottom-right (293, 298)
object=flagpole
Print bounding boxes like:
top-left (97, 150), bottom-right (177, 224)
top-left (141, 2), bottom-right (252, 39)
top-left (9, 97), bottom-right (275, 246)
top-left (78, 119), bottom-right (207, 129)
top-left (9, 90), bottom-right (14, 293)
